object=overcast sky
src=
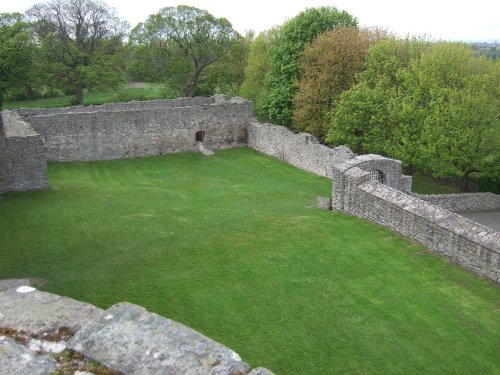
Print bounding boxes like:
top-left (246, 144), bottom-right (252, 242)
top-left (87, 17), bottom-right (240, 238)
top-left (1, 0), bottom-right (499, 42)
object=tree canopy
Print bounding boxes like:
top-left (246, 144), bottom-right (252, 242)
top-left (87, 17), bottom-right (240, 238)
top-left (293, 27), bottom-right (388, 140)
top-left (239, 27), bottom-right (280, 119)
top-left (130, 5), bottom-right (241, 97)
top-left (328, 39), bottom-right (500, 190)
top-left (259, 6), bottom-right (357, 126)
top-left (27, 0), bottom-right (128, 104)
top-left (0, 13), bottom-right (32, 112)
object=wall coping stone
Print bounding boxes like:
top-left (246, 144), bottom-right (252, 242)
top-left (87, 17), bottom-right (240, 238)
top-left (0, 286), bottom-right (275, 375)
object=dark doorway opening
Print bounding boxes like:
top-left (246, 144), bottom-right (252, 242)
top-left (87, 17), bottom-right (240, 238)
top-left (195, 131), bottom-right (205, 142)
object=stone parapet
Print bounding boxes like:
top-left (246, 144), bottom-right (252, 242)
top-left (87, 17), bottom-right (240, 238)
top-left (0, 286), bottom-right (275, 375)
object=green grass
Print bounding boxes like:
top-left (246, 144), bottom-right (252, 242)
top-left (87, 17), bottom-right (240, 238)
top-left (3, 84), bottom-right (163, 109)
top-left (0, 148), bottom-right (498, 374)
top-left (411, 172), bottom-right (463, 195)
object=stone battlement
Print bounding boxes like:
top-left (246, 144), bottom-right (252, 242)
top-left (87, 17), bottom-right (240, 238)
top-left (0, 282), bottom-right (274, 375)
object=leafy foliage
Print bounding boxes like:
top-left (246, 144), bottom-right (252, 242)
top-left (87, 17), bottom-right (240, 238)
top-left (293, 27), bottom-right (389, 140)
top-left (328, 39), bottom-right (500, 190)
top-left (0, 13), bottom-right (33, 110)
top-left (240, 28), bottom-right (280, 118)
top-left (27, 0), bottom-right (128, 105)
top-left (129, 5), bottom-right (241, 97)
top-left (198, 31), bottom-right (252, 97)
top-left (260, 6), bottom-right (357, 126)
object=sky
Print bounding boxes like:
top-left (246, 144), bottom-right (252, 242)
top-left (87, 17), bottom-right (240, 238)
top-left (1, 0), bottom-right (499, 42)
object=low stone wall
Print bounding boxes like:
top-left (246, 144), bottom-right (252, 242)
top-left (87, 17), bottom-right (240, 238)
top-left (20, 96), bottom-right (252, 162)
top-left (332, 164), bottom-right (500, 283)
top-left (412, 192), bottom-right (500, 212)
top-left (0, 111), bottom-right (49, 194)
top-left (248, 120), bottom-right (354, 178)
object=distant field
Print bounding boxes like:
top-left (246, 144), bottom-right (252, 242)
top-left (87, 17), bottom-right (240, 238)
top-left (0, 148), bottom-right (498, 375)
top-left (410, 172), bottom-right (463, 195)
top-left (3, 83), bottom-right (163, 109)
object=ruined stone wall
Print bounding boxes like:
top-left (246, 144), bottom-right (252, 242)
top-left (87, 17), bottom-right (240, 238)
top-left (412, 192), bottom-right (500, 212)
top-left (20, 96), bottom-right (251, 162)
top-left (0, 111), bottom-right (49, 193)
top-left (248, 120), bottom-right (355, 178)
top-left (332, 165), bottom-right (500, 283)
top-left (17, 96), bottom-right (216, 117)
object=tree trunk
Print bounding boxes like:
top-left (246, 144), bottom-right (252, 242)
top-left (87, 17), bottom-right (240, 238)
top-left (75, 83), bottom-right (84, 105)
top-left (0, 95), bottom-right (4, 137)
top-left (25, 85), bottom-right (34, 100)
top-left (462, 171), bottom-right (470, 192)
top-left (184, 68), bottom-right (203, 97)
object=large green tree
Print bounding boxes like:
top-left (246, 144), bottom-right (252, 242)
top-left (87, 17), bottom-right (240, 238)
top-left (260, 6), bottom-right (357, 126)
top-left (293, 27), bottom-right (388, 140)
top-left (328, 39), bottom-right (500, 190)
top-left (130, 5), bottom-right (241, 97)
top-left (327, 38), bottom-right (430, 162)
top-left (239, 27), bottom-right (280, 118)
top-left (0, 13), bottom-right (33, 115)
top-left (408, 44), bottom-right (500, 189)
top-left (27, 0), bottom-right (128, 105)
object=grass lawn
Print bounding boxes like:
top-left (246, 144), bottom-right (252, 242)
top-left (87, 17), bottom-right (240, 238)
top-left (3, 84), bottom-right (163, 109)
top-left (411, 172), bottom-right (463, 195)
top-left (0, 148), bottom-right (498, 374)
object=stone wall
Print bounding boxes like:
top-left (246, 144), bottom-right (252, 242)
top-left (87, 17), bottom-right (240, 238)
top-left (332, 163), bottom-right (500, 283)
top-left (412, 192), bottom-right (500, 212)
top-left (20, 96), bottom-right (251, 162)
top-left (0, 111), bottom-right (49, 194)
top-left (248, 120), bottom-right (355, 178)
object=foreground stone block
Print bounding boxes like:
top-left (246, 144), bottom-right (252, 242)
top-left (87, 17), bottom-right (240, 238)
top-left (0, 287), bottom-right (104, 336)
top-left (0, 279), bottom-right (31, 292)
top-left (0, 336), bottom-right (57, 375)
top-left (248, 368), bottom-right (276, 375)
top-left (69, 302), bottom-right (251, 375)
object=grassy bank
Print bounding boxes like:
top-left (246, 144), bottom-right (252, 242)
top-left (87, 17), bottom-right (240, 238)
top-left (0, 149), bottom-right (498, 375)
top-left (3, 84), bottom-right (163, 109)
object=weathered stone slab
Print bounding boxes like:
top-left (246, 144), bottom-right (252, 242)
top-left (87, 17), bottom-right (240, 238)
top-left (69, 302), bottom-right (251, 375)
top-left (0, 336), bottom-right (57, 375)
top-left (0, 287), bottom-right (104, 336)
top-left (316, 196), bottom-right (332, 210)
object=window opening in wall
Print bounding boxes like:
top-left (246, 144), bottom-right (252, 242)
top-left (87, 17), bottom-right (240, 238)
top-left (369, 169), bottom-right (384, 184)
top-left (195, 130), bottom-right (205, 142)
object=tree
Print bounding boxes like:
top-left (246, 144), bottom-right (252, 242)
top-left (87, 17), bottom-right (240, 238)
top-left (198, 31), bottom-right (253, 97)
top-left (27, 0), bottom-right (128, 105)
top-left (240, 27), bottom-right (280, 119)
top-left (408, 44), bottom-right (500, 190)
top-left (327, 37), bottom-right (430, 163)
top-left (130, 5), bottom-right (241, 97)
top-left (292, 27), bottom-right (388, 140)
top-left (0, 13), bottom-right (33, 115)
top-left (259, 6), bottom-right (357, 126)
top-left (328, 39), bottom-right (500, 191)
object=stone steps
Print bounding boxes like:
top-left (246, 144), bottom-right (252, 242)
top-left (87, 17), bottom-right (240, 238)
top-left (0, 284), bottom-right (274, 375)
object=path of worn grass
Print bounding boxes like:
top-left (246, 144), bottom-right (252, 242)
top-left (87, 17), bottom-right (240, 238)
top-left (0, 148), bottom-right (498, 374)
